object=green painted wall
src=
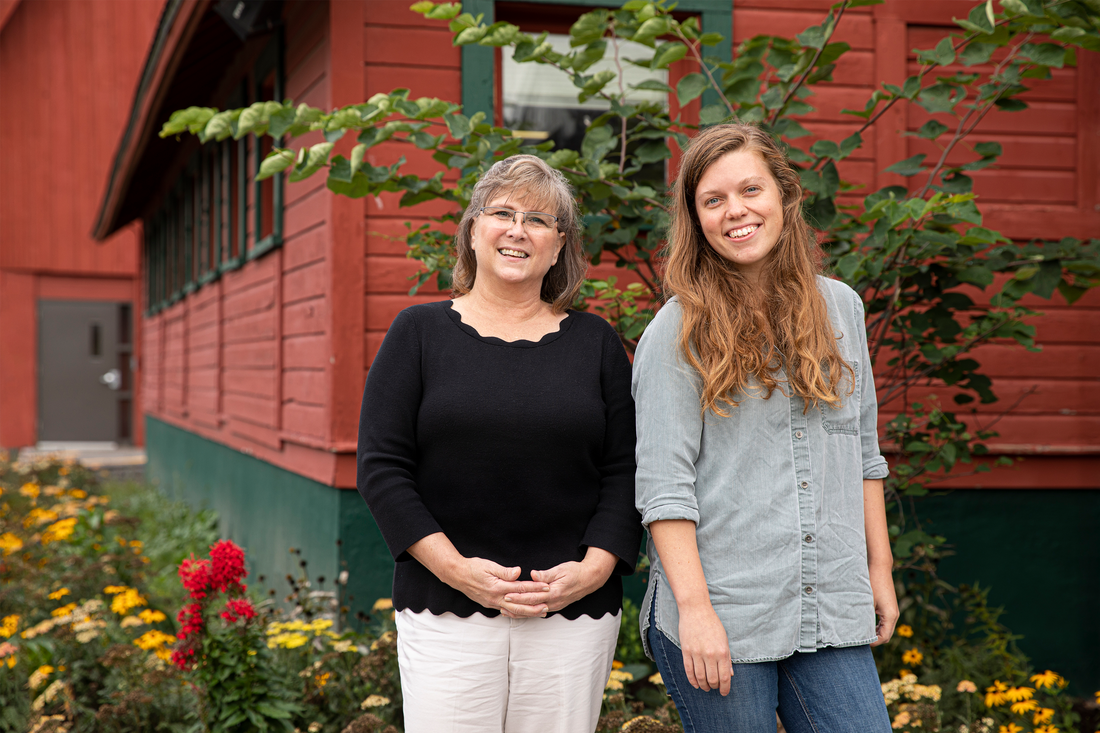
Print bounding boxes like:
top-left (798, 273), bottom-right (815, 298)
top-left (144, 417), bottom-right (393, 622)
top-left (916, 490), bottom-right (1099, 695)
top-left (145, 418), bottom-right (1097, 694)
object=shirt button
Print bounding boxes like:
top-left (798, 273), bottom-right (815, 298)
top-left (800, 481), bottom-right (809, 489)
top-left (804, 534), bottom-right (813, 543)
top-left (795, 430), bottom-right (803, 439)
top-left (804, 586), bottom-right (813, 594)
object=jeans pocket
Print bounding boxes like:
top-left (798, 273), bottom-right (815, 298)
top-left (819, 360), bottom-right (860, 436)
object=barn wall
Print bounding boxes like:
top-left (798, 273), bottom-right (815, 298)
top-left (140, 1), bottom-right (361, 486)
top-left (0, 0), bottom-right (161, 447)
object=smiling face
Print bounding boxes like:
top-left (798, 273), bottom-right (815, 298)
top-left (469, 192), bottom-right (566, 296)
top-left (694, 148), bottom-right (785, 281)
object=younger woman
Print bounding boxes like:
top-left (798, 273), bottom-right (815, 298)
top-left (634, 124), bottom-right (897, 732)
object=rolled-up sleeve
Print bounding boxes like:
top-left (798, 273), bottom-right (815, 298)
top-left (633, 300), bottom-right (705, 528)
top-left (852, 291), bottom-right (889, 480)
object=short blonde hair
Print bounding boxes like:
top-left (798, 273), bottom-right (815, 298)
top-left (452, 155), bottom-right (585, 313)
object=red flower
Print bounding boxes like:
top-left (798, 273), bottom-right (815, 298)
top-left (176, 602), bottom-right (204, 640)
top-left (179, 557), bottom-right (213, 600)
top-left (220, 597), bottom-right (257, 623)
top-left (209, 540), bottom-right (247, 593)
top-left (171, 646), bottom-right (196, 670)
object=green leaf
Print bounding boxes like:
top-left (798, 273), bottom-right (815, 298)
top-left (698, 33), bottom-right (725, 46)
top-left (973, 141), bottom-right (1002, 158)
top-left (632, 79), bottom-right (674, 94)
top-left (572, 40), bottom-right (607, 73)
top-left (797, 23), bottom-right (828, 51)
top-left (454, 25), bottom-right (489, 45)
top-left (633, 139), bottom-right (669, 165)
top-left (581, 124), bottom-right (617, 163)
top-left (651, 41), bottom-right (688, 69)
top-left (579, 70), bottom-right (617, 100)
top-left (917, 83), bottom-right (961, 114)
top-left (676, 73), bottom-right (709, 107)
top-left (884, 154), bottom-right (926, 177)
top-left (289, 141), bottom-right (334, 183)
top-left (839, 132), bottom-right (862, 158)
top-left (266, 106), bottom-right (296, 139)
top-left (633, 16), bottom-right (669, 47)
top-left (810, 139), bottom-right (840, 160)
top-left (160, 106), bottom-right (218, 138)
top-left (1030, 260), bottom-right (1062, 299)
top-left (257, 150), bottom-right (294, 181)
top-left (956, 266), bottom-right (994, 286)
top-left (958, 42), bottom-right (996, 66)
top-left (914, 119), bottom-right (950, 140)
top-left (1019, 42), bottom-right (1066, 68)
top-left (699, 104), bottom-right (732, 126)
top-left (570, 9), bottom-right (609, 46)
top-left (444, 112), bottom-right (471, 140)
top-left (955, 3), bottom-right (995, 34)
top-left (410, 131), bottom-right (442, 149)
top-left (994, 97), bottom-right (1028, 111)
top-left (350, 143), bottom-right (366, 176)
top-left (425, 2), bottom-right (461, 20)
top-left (915, 37), bottom-right (956, 66)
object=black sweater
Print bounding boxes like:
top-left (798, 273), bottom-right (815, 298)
top-left (356, 301), bottom-right (641, 620)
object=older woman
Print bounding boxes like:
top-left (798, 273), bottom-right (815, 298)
top-left (356, 155), bottom-right (641, 732)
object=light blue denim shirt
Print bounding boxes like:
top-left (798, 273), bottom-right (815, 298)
top-left (634, 276), bottom-right (889, 663)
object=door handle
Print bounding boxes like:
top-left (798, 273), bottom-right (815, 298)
top-left (100, 368), bottom-right (122, 391)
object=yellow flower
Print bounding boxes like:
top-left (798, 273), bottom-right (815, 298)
top-left (623, 717), bottom-right (662, 732)
top-left (0, 532), bottom-right (23, 556)
top-left (605, 669), bottom-right (633, 691)
top-left (360, 694), bottom-right (390, 709)
top-left (1030, 670), bottom-right (1064, 690)
top-left (985, 680), bottom-right (1008, 708)
top-left (47, 588), bottom-right (70, 601)
top-left (0, 615), bottom-right (19, 638)
top-left (1033, 726), bottom-right (1059, 733)
top-left (267, 632), bottom-right (309, 649)
top-left (68, 489), bottom-right (86, 499)
top-left (41, 517), bottom-right (77, 544)
top-left (331, 639), bottom-right (356, 653)
top-left (1004, 686), bottom-right (1034, 702)
top-left (891, 711), bottom-right (911, 729)
top-left (308, 619), bottom-right (334, 633)
top-left (1010, 699), bottom-right (1038, 715)
top-left (103, 585), bottom-right (128, 594)
top-left (901, 648), bottom-right (924, 666)
top-left (138, 609), bottom-right (166, 624)
top-left (154, 647), bottom-right (172, 661)
top-left (29, 665), bottom-right (54, 690)
top-left (1033, 708), bottom-right (1054, 724)
top-left (23, 507), bottom-right (58, 528)
top-left (997, 725), bottom-right (1023, 733)
top-left (612, 660), bottom-right (623, 669)
top-left (20, 482), bottom-right (40, 499)
top-left (896, 624), bottom-right (913, 638)
top-left (371, 598), bottom-right (393, 613)
top-left (133, 630), bottom-right (177, 651)
top-left (51, 603), bottom-right (77, 618)
top-left (110, 588), bottom-right (147, 615)
top-left (120, 616), bottom-right (144, 628)
top-left (5, 656), bottom-right (14, 668)
top-left (957, 680), bottom-right (977, 693)
top-left (315, 672), bottom-right (331, 688)
top-left (649, 672), bottom-right (664, 686)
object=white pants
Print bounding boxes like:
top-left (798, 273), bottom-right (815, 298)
top-left (395, 608), bottom-right (621, 733)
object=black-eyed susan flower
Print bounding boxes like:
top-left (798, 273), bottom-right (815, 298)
top-left (50, 603), bottom-right (77, 618)
top-left (1010, 699), bottom-right (1038, 715)
top-left (997, 724), bottom-right (1023, 733)
top-left (1033, 707), bottom-right (1055, 725)
top-left (985, 680), bottom-right (1008, 707)
top-left (1004, 686), bottom-right (1034, 702)
top-left (1033, 725), bottom-right (1059, 733)
top-left (0, 615), bottom-right (18, 639)
top-left (1030, 670), bottom-right (1065, 690)
top-left (47, 588), bottom-right (69, 601)
top-left (901, 648), bottom-right (923, 665)
top-left (896, 624), bottom-right (913, 638)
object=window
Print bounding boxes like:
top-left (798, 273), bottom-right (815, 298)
top-left (144, 29), bottom-right (284, 314)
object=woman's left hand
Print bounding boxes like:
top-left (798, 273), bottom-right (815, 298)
top-left (869, 563), bottom-right (899, 646)
top-left (505, 547), bottom-right (619, 615)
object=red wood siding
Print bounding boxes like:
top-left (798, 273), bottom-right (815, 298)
top-left (140, 1), bottom-right (360, 486)
top-left (0, 0), bottom-right (160, 447)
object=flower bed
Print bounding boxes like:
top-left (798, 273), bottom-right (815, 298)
top-left (1, 453), bottom-right (1092, 732)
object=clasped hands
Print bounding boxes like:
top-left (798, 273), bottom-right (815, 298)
top-left (408, 533), bottom-right (618, 618)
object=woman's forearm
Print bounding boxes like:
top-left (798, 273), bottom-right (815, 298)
top-left (649, 520), bottom-right (713, 612)
top-left (863, 479), bottom-right (892, 571)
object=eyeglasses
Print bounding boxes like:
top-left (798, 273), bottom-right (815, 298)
top-left (477, 206), bottom-right (559, 232)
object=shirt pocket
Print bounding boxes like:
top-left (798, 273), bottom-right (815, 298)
top-left (819, 360), bottom-right (860, 436)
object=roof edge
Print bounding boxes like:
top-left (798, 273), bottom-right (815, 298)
top-left (93, 0), bottom-right (208, 241)
top-left (0, 0), bottom-right (22, 35)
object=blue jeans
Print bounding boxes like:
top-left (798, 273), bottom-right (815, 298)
top-left (647, 618), bottom-right (890, 732)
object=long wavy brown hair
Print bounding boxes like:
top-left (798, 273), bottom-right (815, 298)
top-left (663, 123), bottom-right (853, 416)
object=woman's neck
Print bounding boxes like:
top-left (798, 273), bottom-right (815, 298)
top-left (461, 282), bottom-right (550, 322)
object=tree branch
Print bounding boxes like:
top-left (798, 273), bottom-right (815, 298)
top-left (673, 26), bottom-right (737, 119)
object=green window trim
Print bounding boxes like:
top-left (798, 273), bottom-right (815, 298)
top-left (459, 0), bottom-right (733, 116)
top-left (144, 29), bottom-right (285, 315)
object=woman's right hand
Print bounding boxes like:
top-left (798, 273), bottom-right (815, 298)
top-left (407, 533), bottom-right (550, 617)
top-left (678, 604), bottom-right (733, 696)
top-left (452, 557), bottom-right (551, 618)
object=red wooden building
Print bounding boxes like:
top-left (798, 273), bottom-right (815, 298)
top-left (3, 0), bottom-right (1097, 691)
